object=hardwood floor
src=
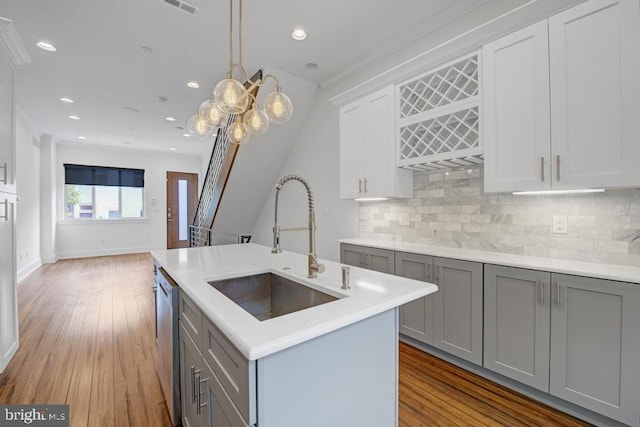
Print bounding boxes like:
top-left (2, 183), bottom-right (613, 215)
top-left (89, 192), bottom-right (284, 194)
top-left (0, 254), bottom-right (591, 426)
top-left (0, 253), bottom-right (171, 427)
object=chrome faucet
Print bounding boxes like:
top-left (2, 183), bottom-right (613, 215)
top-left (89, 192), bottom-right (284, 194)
top-left (272, 175), bottom-right (325, 278)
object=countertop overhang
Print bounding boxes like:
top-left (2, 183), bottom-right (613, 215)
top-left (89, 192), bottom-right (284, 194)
top-left (151, 243), bottom-right (436, 361)
top-left (339, 238), bottom-right (640, 284)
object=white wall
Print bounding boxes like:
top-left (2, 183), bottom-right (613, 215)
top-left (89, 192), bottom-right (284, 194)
top-left (250, 91), bottom-right (358, 262)
top-left (55, 143), bottom-right (201, 259)
top-left (14, 111), bottom-right (41, 281)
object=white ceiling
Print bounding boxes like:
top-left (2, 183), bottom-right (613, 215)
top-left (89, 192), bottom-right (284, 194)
top-left (1, 0), bottom-right (513, 157)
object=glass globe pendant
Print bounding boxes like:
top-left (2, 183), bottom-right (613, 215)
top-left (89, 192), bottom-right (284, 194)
top-left (199, 99), bottom-right (227, 127)
top-left (243, 105), bottom-right (270, 135)
top-left (187, 114), bottom-right (214, 138)
top-left (213, 76), bottom-right (249, 114)
top-left (227, 119), bottom-right (250, 144)
top-left (264, 89), bottom-right (293, 124)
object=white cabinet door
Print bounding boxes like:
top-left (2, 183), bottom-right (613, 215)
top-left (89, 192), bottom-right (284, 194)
top-left (0, 192), bottom-right (18, 373)
top-left (483, 0), bottom-right (640, 193)
top-left (339, 86), bottom-right (413, 199)
top-left (482, 21), bottom-right (551, 193)
top-left (483, 265), bottom-right (550, 391)
top-left (339, 102), bottom-right (363, 199)
top-left (549, 0), bottom-right (640, 189)
top-left (550, 274), bottom-right (640, 426)
top-left (0, 55), bottom-right (14, 194)
top-left (433, 257), bottom-right (483, 365)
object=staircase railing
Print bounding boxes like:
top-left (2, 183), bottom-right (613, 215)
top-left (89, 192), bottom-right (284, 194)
top-left (190, 70), bottom-right (262, 247)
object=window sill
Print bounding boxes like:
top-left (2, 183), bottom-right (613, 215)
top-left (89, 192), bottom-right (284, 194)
top-left (58, 218), bottom-right (150, 225)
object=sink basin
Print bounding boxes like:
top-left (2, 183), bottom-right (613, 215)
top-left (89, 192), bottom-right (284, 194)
top-left (208, 273), bottom-right (339, 321)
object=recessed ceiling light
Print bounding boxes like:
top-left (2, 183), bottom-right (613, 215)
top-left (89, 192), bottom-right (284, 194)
top-left (68, 115), bottom-right (80, 120)
top-left (123, 106), bottom-right (139, 113)
top-left (77, 136), bottom-right (87, 140)
top-left (291, 28), bottom-right (307, 41)
top-left (183, 133), bottom-right (191, 138)
top-left (120, 141), bottom-right (132, 145)
top-left (304, 62), bottom-right (318, 70)
top-left (60, 97), bottom-right (74, 103)
top-left (187, 81), bottom-right (200, 89)
top-left (36, 41), bottom-right (56, 52)
top-left (141, 46), bottom-right (153, 53)
top-left (169, 147), bottom-right (177, 151)
top-left (165, 117), bottom-right (176, 122)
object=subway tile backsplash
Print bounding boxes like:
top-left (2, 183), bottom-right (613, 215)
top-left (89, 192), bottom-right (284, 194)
top-left (358, 166), bottom-right (640, 267)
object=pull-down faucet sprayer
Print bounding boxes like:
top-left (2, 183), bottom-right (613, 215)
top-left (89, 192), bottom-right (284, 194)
top-left (272, 175), bottom-right (325, 278)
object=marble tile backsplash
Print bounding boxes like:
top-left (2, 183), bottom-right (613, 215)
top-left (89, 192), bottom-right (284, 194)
top-left (358, 166), bottom-right (640, 267)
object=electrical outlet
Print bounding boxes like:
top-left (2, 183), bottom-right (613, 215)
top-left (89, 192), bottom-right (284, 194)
top-left (399, 214), bottom-right (410, 226)
top-left (552, 215), bottom-right (568, 234)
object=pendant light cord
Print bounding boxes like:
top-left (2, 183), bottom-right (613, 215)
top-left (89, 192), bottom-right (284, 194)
top-left (228, 0), bottom-right (233, 73)
top-left (239, 0), bottom-right (243, 69)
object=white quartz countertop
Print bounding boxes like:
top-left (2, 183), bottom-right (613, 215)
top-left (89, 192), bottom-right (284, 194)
top-left (151, 243), bottom-right (436, 361)
top-left (339, 238), bottom-right (640, 284)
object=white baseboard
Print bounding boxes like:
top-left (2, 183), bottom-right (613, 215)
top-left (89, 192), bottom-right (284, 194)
top-left (56, 245), bottom-right (164, 260)
top-left (17, 258), bottom-right (42, 284)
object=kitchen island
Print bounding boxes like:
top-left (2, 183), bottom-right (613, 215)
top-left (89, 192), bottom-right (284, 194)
top-left (151, 243), bottom-right (436, 427)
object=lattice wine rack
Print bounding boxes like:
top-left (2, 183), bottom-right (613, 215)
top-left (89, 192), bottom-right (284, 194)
top-left (396, 52), bottom-right (482, 170)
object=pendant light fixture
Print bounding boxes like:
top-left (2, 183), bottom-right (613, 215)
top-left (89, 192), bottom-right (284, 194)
top-left (187, 0), bottom-right (293, 143)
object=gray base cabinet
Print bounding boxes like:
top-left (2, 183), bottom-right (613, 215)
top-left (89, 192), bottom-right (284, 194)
top-left (484, 265), bottom-right (640, 426)
top-left (550, 274), bottom-right (640, 426)
top-left (433, 257), bottom-right (483, 365)
top-left (396, 252), bottom-right (434, 345)
top-left (340, 243), bottom-right (394, 274)
top-left (177, 279), bottom-right (400, 427)
top-left (484, 265), bottom-right (551, 391)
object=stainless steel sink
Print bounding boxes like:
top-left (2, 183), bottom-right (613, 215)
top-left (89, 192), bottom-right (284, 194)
top-left (208, 273), bottom-right (339, 321)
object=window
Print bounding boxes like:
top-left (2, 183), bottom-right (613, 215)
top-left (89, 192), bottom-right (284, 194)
top-left (64, 164), bottom-right (145, 219)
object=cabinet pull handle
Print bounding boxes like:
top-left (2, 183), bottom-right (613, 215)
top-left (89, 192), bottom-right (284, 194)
top-left (364, 178), bottom-right (368, 193)
top-left (427, 264), bottom-right (432, 282)
top-left (191, 367), bottom-right (202, 403)
top-left (197, 376), bottom-right (208, 414)
top-left (556, 155), bottom-right (560, 181)
top-left (358, 179), bottom-right (362, 193)
top-left (0, 200), bottom-right (7, 222)
top-left (0, 163), bottom-right (6, 184)
top-left (540, 157), bottom-right (545, 182)
top-left (540, 281), bottom-right (545, 305)
top-left (554, 282), bottom-right (560, 308)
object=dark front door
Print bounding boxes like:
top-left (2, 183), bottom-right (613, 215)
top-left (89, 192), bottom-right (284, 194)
top-left (166, 171), bottom-right (198, 249)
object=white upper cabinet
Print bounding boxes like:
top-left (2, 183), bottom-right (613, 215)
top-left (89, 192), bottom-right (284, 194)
top-left (339, 86), bottom-right (413, 199)
top-left (0, 52), bottom-right (14, 195)
top-left (483, 0), bottom-right (640, 192)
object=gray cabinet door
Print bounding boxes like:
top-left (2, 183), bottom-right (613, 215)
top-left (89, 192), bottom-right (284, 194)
top-left (365, 247), bottom-right (395, 274)
top-left (484, 265), bottom-right (550, 391)
top-left (340, 243), bottom-right (365, 267)
top-left (550, 274), bottom-right (640, 426)
top-left (180, 323), bottom-right (204, 427)
top-left (340, 244), bottom-right (394, 274)
top-left (396, 252), bottom-right (434, 345)
top-left (433, 257), bottom-right (483, 365)
top-left (203, 360), bottom-right (248, 427)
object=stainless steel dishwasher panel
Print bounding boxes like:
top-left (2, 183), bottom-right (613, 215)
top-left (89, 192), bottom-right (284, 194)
top-left (156, 268), bottom-right (180, 426)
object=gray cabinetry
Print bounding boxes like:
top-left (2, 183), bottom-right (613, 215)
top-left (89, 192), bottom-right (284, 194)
top-left (483, 265), bottom-right (550, 391)
top-left (550, 274), bottom-right (640, 426)
top-left (396, 251), bottom-right (434, 345)
top-left (179, 292), bottom-right (256, 427)
top-left (340, 243), bottom-right (394, 274)
top-left (180, 322), bottom-right (204, 427)
top-left (433, 257), bottom-right (483, 365)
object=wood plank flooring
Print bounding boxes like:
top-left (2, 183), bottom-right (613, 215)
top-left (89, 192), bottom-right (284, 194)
top-left (0, 253), bottom-right (591, 426)
top-left (0, 253), bottom-right (171, 427)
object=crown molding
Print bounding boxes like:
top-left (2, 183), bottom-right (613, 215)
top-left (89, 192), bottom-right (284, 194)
top-left (327, 0), bottom-right (585, 106)
top-left (0, 17), bottom-right (31, 67)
